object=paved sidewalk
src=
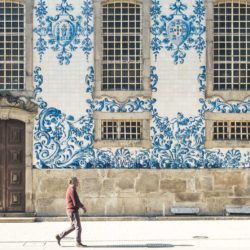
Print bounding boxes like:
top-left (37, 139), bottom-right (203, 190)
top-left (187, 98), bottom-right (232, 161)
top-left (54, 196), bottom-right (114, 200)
top-left (0, 219), bottom-right (250, 250)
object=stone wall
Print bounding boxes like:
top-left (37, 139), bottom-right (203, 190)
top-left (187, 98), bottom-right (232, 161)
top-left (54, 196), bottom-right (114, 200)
top-left (32, 169), bottom-right (250, 216)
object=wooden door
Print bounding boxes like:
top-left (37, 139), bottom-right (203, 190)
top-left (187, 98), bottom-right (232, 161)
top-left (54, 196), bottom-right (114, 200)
top-left (0, 120), bottom-right (25, 212)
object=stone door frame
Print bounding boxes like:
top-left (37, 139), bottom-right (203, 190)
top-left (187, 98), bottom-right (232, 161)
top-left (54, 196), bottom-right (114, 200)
top-left (0, 107), bottom-right (36, 213)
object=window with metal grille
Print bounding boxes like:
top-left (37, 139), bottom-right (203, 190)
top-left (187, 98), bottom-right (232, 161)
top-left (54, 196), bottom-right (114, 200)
top-left (214, 1), bottom-right (250, 91)
top-left (213, 121), bottom-right (250, 140)
top-left (0, 1), bottom-right (25, 90)
top-left (102, 120), bottom-right (142, 140)
top-left (102, 2), bottom-right (142, 91)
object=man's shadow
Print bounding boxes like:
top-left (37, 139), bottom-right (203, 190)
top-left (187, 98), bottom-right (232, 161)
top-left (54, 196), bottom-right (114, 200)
top-left (61, 237), bottom-right (193, 248)
top-left (62, 243), bottom-right (193, 248)
top-left (84, 243), bottom-right (193, 248)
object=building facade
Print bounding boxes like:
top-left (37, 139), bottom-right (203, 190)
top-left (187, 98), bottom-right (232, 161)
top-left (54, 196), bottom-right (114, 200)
top-left (1, 0), bottom-right (250, 216)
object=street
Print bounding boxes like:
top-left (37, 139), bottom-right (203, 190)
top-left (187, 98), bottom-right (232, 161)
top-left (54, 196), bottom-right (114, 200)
top-left (0, 219), bottom-right (250, 249)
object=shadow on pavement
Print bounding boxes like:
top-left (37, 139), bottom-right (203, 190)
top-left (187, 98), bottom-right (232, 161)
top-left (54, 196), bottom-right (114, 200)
top-left (0, 241), bottom-right (193, 248)
top-left (61, 243), bottom-right (193, 248)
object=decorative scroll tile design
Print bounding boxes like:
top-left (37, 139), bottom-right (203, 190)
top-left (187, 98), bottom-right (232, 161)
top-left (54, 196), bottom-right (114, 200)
top-left (34, 0), bottom-right (93, 64)
top-left (205, 98), bottom-right (250, 113)
top-left (33, 66), bottom-right (94, 168)
top-left (150, 66), bottom-right (158, 92)
top-left (33, 0), bottom-right (250, 168)
top-left (149, 66), bottom-right (250, 168)
top-left (88, 98), bottom-right (156, 113)
top-left (85, 66), bottom-right (94, 93)
top-left (33, 67), bottom-right (153, 168)
top-left (151, 0), bottom-right (205, 64)
top-left (81, 0), bottom-right (93, 60)
top-left (33, 65), bottom-right (250, 168)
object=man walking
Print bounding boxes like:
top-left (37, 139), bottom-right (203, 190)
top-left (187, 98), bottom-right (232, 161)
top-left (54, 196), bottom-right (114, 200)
top-left (56, 177), bottom-right (87, 247)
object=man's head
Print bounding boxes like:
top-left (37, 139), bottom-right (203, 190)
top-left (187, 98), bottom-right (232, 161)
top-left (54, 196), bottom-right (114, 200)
top-left (69, 177), bottom-right (79, 187)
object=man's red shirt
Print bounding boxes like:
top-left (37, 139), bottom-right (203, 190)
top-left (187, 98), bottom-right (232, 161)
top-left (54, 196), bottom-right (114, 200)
top-left (66, 185), bottom-right (84, 215)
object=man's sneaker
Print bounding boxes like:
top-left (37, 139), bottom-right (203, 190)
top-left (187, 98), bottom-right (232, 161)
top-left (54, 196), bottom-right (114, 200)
top-left (55, 235), bottom-right (61, 246)
top-left (76, 243), bottom-right (87, 247)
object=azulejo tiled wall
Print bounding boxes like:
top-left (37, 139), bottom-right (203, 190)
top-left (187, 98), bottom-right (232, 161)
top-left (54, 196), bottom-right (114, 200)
top-left (33, 0), bottom-right (250, 169)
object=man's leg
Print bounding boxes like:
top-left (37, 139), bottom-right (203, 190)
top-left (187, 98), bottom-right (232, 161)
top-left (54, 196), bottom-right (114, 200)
top-left (56, 214), bottom-right (75, 245)
top-left (72, 211), bottom-right (82, 244)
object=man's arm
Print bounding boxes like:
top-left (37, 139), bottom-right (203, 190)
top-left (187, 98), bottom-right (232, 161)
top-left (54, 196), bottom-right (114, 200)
top-left (75, 191), bottom-right (87, 213)
top-left (81, 203), bottom-right (87, 213)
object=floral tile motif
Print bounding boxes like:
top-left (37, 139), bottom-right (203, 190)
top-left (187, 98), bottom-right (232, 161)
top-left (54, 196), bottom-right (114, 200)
top-left (34, 0), bottom-right (93, 64)
top-left (33, 65), bottom-right (250, 168)
top-left (33, 0), bottom-right (250, 169)
top-left (150, 66), bottom-right (158, 92)
top-left (33, 67), bottom-right (154, 168)
top-left (151, 0), bottom-right (205, 64)
top-left (33, 66), bottom-right (94, 168)
top-left (205, 98), bottom-right (250, 113)
top-left (88, 98), bottom-right (156, 113)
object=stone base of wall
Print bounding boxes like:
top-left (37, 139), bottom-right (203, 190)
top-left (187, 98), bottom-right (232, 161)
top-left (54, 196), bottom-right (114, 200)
top-left (32, 169), bottom-right (250, 216)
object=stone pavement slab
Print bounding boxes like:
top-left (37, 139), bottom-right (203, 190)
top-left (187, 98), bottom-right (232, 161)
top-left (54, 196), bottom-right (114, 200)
top-left (0, 220), bottom-right (250, 250)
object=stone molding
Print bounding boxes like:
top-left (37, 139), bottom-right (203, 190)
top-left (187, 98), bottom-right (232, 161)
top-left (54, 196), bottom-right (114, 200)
top-left (0, 92), bottom-right (38, 113)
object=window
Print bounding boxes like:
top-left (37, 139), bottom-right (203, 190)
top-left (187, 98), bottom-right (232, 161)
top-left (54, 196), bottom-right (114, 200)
top-left (206, 0), bottom-right (250, 100)
top-left (213, 121), bottom-right (250, 140)
top-left (102, 120), bottom-right (142, 140)
top-left (102, 2), bottom-right (142, 91)
top-left (94, 0), bottom-right (151, 101)
top-left (93, 0), bottom-right (151, 149)
top-left (205, 1), bottom-right (250, 148)
top-left (205, 112), bottom-right (250, 148)
top-left (0, 1), bottom-right (25, 90)
top-left (213, 2), bottom-right (250, 91)
top-left (94, 111), bottom-right (151, 148)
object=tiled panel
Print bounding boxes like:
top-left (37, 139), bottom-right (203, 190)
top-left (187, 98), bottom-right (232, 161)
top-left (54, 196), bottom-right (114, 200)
top-left (32, 0), bottom-right (250, 169)
top-left (34, 0), bottom-right (94, 118)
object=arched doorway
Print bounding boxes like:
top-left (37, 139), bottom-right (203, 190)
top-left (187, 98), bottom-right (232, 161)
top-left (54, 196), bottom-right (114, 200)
top-left (0, 119), bottom-right (25, 212)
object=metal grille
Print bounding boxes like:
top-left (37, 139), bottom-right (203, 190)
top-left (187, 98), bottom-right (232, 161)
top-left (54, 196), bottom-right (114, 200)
top-left (214, 1), bottom-right (250, 91)
top-left (102, 120), bottom-right (142, 140)
top-left (0, 1), bottom-right (25, 90)
top-left (102, 1), bottom-right (142, 91)
top-left (213, 121), bottom-right (250, 140)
